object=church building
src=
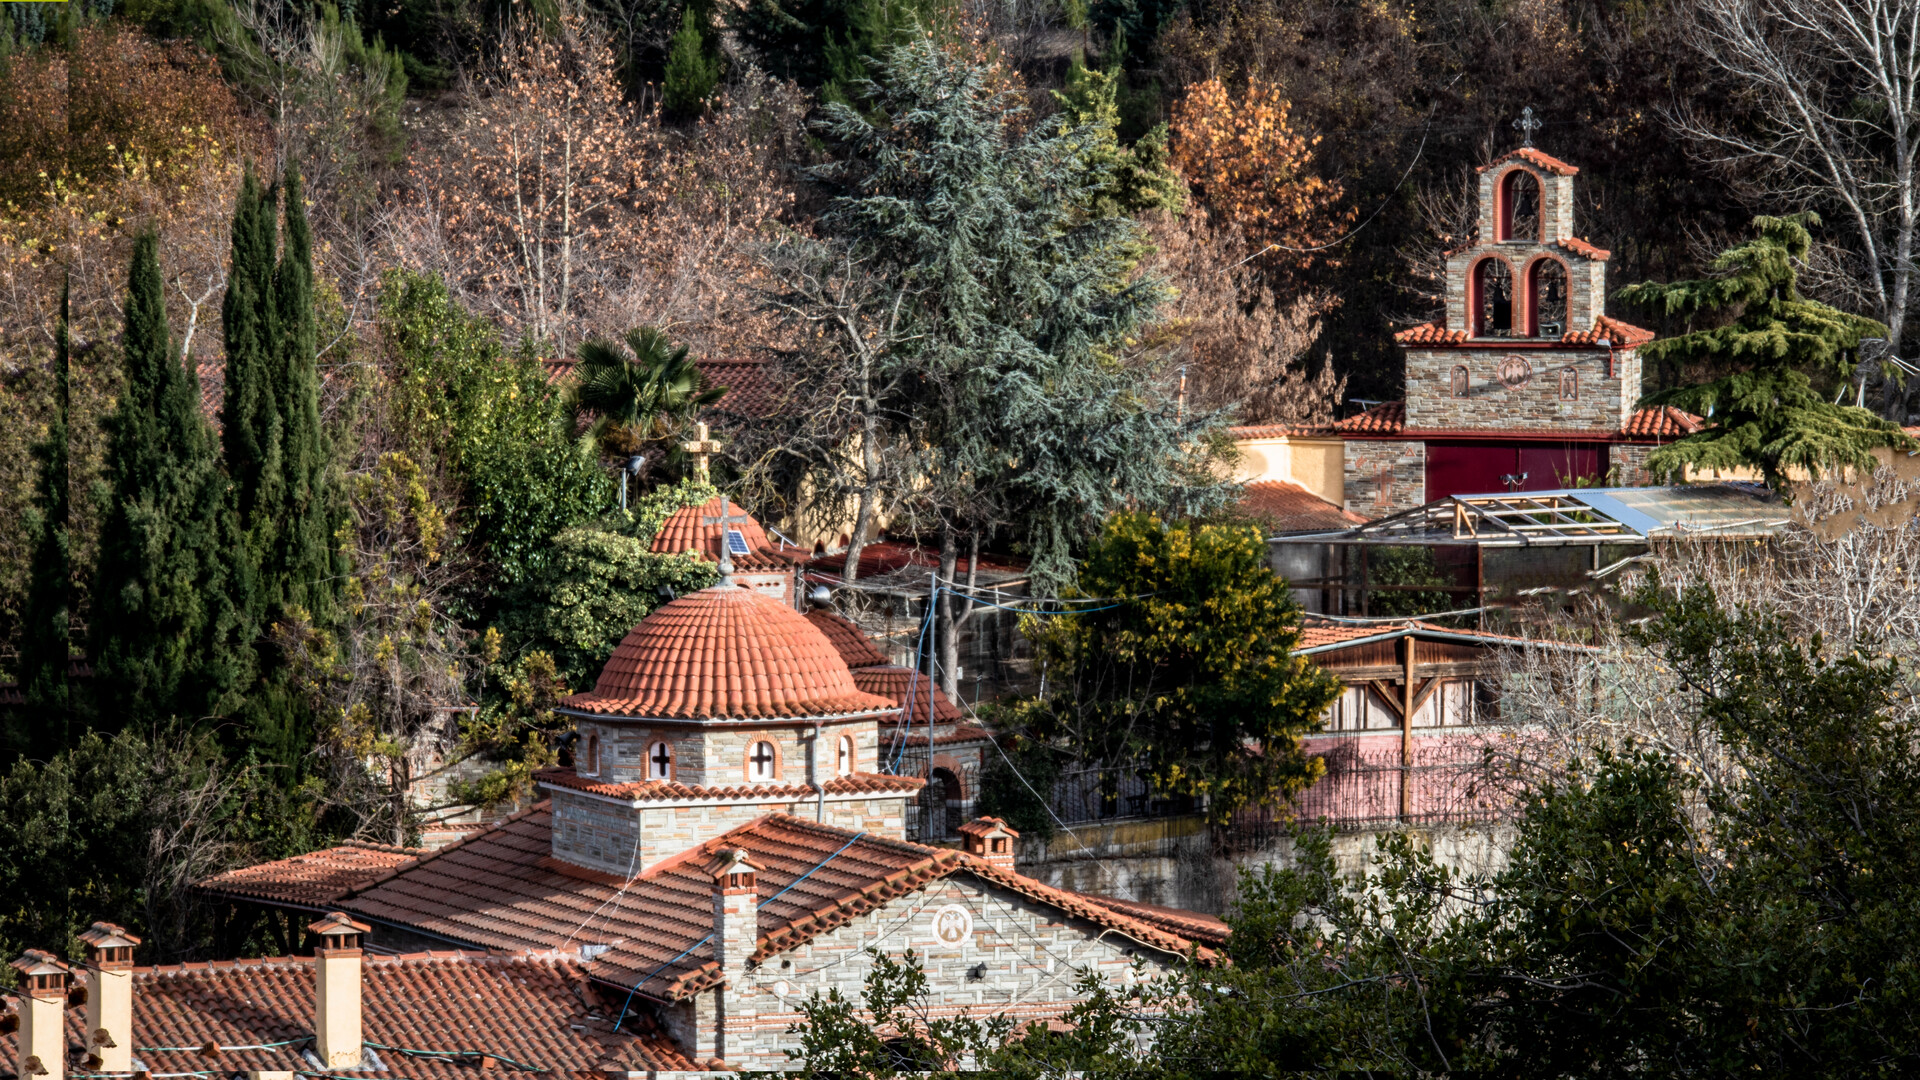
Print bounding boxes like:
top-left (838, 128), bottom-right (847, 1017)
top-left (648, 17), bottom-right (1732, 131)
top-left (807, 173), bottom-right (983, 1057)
top-left (11, 552), bottom-right (1222, 1077)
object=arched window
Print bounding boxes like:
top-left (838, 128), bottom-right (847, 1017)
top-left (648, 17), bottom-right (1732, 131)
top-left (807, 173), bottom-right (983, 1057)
top-left (582, 733), bottom-right (600, 776)
top-left (1559, 368), bottom-right (1578, 401)
top-left (647, 740), bottom-right (673, 781)
top-left (1451, 366), bottom-right (1471, 398)
top-left (1474, 259), bottom-right (1514, 337)
top-left (748, 740), bottom-right (778, 781)
top-left (1529, 259), bottom-right (1568, 338)
top-left (836, 735), bottom-right (855, 776)
top-left (1500, 169), bottom-right (1541, 242)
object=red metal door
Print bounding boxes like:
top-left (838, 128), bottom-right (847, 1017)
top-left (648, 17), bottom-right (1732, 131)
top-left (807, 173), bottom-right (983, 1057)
top-left (1425, 442), bottom-right (1605, 500)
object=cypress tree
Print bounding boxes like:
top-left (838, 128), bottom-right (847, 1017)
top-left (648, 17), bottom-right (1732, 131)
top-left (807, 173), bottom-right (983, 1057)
top-left (662, 6), bottom-right (721, 122)
top-left (271, 163), bottom-right (339, 621)
top-left (1622, 214), bottom-right (1917, 487)
top-left (92, 232), bottom-right (228, 723)
top-left (15, 278), bottom-right (73, 751)
top-left (221, 168), bottom-right (283, 540)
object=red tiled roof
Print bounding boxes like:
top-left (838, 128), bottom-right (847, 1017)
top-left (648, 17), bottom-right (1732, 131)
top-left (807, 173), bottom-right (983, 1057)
top-left (853, 665), bottom-right (965, 724)
top-left (1240, 480), bottom-right (1366, 533)
top-left (804, 541), bottom-right (1028, 581)
top-left (805, 609), bottom-right (891, 669)
top-left (326, 808), bottom-right (1213, 1003)
top-left (1479, 146), bottom-right (1580, 176)
top-left (535, 768), bottom-right (923, 801)
top-left (1394, 322), bottom-right (1469, 345)
top-left (884, 723), bottom-right (993, 748)
top-left (1080, 895), bottom-right (1230, 947)
top-left (1331, 401), bottom-right (1406, 435)
top-left (1622, 405), bottom-right (1706, 438)
top-left (702, 357), bottom-right (789, 419)
top-left (1295, 618), bottom-right (1572, 652)
top-left (649, 496), bottom-right (806, 572)
top-left (1296, 623), bottom-right (1389, 649)
top-left (197, 842), bottom-right (426, 907)
top-left (0, 951), bottom-right (694, 1076)
top-left (1554, 236), bottom-right (1611, 260)
top-left (1563, 315), bottom-right (1656, 347)
top-left (562, 584), bottom-right (896, 720)
top-left (1227, 423), bottom-right (1335, 438)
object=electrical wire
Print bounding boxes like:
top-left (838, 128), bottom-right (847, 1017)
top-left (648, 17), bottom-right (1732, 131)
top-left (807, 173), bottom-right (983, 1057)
top-left (1234, 104), bottom-right (1437, 259)
top-left (363, 1043), bottom-right (548, 1072)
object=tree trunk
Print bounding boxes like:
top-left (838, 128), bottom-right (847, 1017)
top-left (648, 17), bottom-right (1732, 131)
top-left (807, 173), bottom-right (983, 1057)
top-left (937, 530), bottom-right (980, 700)
top-left (843, 411), bottom-right (881, 582)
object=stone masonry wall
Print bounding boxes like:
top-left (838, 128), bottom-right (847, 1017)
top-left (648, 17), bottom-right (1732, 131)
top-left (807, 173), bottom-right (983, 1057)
top-left (549, 789), bottom-right (914, 875)
top-left (1343, 439), bottom-right (1426, 517)
top-left (1611, 443), bottom-right (1658, 486)
top-left (582, 718), bottom-right (883, 789)
top-left (660, 875), bottom-right (1173, 1071)
top-left (1403, 346), bottom-right (1640, 433)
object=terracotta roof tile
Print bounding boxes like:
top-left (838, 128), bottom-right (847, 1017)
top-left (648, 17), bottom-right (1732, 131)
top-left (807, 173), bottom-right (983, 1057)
top-left (803, 542), bottom-right (1027, 581)
top-left (1296, 622), bottom-right (1391, 649)
top-left (956, 816), bottom-right (1017, 839)
top-left (853, 665), bottom-right (965, 724)
top-left (1478, 146), bottom-right (1580, 176)
top-left (1393, 322), bottom-right (1469, 345)
top-left (1079, 895), bottom-right (1230, 947)
top-left (304, 808), bottom-right (1215, 1004)
top-left (1331, 401), bottom-right (1406, 435)
top-left (1227, 423), bottom-right (1335, 438)
top-left (884, 723), bottom-right (993, 748)
top-left (1240, 480), bottom-right (1367, 533)
top-left (1562, 315), bottom-right (1656, 347)
top-left (534, 768), bottom-right (923, 801)
top-left (648, 496), bottom-right (807, 571)
top-left (197, 842), bottom-right (426, 907)
top-left (0, 952), bottom-right (694, 1076)
top-left (701, 357), bottom-right (790, 420)
top-left (1622, 405), bottom-right (1706, 438)
top-left (805, 609), bottom-right (891, 669)
top-left (562, 584), bottom-right (896, 720)
top-left (1554, 236), bottom-right (1611, 260)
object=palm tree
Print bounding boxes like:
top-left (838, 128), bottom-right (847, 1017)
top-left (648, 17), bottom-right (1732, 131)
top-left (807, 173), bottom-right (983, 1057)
top-left (566, 327), bottom-right (727, 460)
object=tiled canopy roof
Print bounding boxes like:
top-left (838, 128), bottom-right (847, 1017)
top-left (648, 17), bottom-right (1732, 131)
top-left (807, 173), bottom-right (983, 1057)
top-left (803, 542), bottom-right (1028, 582)
top-left (562, 584), bottom-right (896, 720)
top-left (1226, 422), bottom-right (1336, 439)
top-left (1240, 480), bottom-right (1367, 533)
top-left (1394, 322), bottom-right (1469, 345)
top-left (649, 496), bottom-right (806, 572)
top-left (1332, 400), bottom-right (1407, 435)
top-left (1080, 895), bottom-right (1231, 947)
top-left (1623, 405), bottom-right (1706, 438)
top-left (283, 805), bottom-right (1210, 1004)
top-left (853, 665), bottom-right (965, 724)
top-left (805, 608), bottom-right (891, 669)
top-left (1554, 236), bottom-right (1611, 261)
top-left (196, 841), bottom-right (425, 907)
top-left (1562, 314), bottom-right (1656, 347)
top-left (1479, 146), bottom-right (1580, 176)
top-left (0, 952), bottom-right (693, 1077)
top-left (701, 357), bottom-right (790, 419)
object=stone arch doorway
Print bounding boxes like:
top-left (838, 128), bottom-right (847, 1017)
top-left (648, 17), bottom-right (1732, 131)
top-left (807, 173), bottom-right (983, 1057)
top-left (922, 767), bottom-right (962, 840)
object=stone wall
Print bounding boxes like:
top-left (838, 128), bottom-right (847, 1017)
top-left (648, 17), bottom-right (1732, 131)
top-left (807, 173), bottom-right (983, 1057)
top-left (1343, 439), bottom-right (1426, 516)
top-left (661, 875), bottom-right (1171, 1071)
top-left (548, 788), bottom-right (912, 875)
top-left (1403, 346), bottom-right (1639, 433)
top-left (579, 718), bottom-right (883, 789)
top-left (1611, 442), bottom-right (1658, 486)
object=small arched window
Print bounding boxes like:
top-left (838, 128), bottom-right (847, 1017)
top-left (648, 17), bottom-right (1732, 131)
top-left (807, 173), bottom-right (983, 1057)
top-left (1529, 259), bottom-right (1568, 338)
top-left (748, 740), bottom-right (778, 781)
top-left (582, 733), bottom-right (600, 776)
top-left (836, 735), bottom-right (855, 776)
top-left (1451, 366), bottom-right (1470, 398)
top-left (1559, 368), bottom-right (1578, 402)
top-left (1474, 259), bottom-right (1514, 337)
top-left (1500, 169), bottom-right (1541, 242)
top-left (647, 740), bottom-right (673, 781)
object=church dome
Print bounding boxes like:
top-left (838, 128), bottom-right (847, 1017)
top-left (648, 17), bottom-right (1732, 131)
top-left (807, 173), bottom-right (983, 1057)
top-left (562, 584), bottom-right (898, 721)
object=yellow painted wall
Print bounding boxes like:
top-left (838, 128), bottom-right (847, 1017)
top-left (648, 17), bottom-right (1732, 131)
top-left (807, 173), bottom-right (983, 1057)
top-left (1234, 436), bottom-right (1346, 506)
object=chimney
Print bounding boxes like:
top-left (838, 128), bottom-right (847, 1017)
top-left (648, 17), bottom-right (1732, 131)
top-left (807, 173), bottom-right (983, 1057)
top-left (307, 913), bottom-right (370, 1069)
top-left (79, 922), bottom-right (141, 1072)
top-left (959, 817), bottom-right (1020, 872)
top-left (9, 951), bottom-right (74, 1080)
top-left (709, 849), bottom-right (764, 986)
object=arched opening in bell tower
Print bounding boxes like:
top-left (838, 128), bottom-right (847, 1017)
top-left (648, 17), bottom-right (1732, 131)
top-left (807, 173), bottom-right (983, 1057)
top-left (1473, 258), bottom-right (1514, 337)
top-left (1528, 258), bottom-right (1568, 338)
top-left (1499, 169), bottom-right (1541, 242)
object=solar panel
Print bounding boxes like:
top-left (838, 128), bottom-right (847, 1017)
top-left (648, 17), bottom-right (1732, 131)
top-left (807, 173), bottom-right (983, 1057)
top-left (725, 528), bottom-right (752, 555)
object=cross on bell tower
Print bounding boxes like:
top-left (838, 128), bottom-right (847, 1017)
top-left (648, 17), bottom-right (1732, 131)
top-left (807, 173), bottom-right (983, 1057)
top-left (1513, 105), bottom-right (1541, 148)
top-left (682, 421), bottom-right (723, 481)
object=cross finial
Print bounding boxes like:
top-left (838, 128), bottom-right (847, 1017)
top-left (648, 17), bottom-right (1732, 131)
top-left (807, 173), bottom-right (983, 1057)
top-left (682, 421), bottom-right (723, 481)
top-left (1514, 106), bottom-right (1541, 148)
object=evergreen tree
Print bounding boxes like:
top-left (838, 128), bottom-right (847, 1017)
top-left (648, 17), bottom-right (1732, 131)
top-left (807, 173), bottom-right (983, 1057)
top-left (661, 6), bottom-right (719, 121)
top-left (1621, 214), bottom-right (1915, 487)
top-left (92, 233), bottom-right (230, 723)
top-left (731, 0), bottom-right (946, 97)
top-left (15, 278), bottom-right (72, 750)
top-left (221, 167), bottom-right (282, 545)
top-left (270, 163), bottom-right (339, 622)
top-left (1051, 55), bottom-right (1182, 220)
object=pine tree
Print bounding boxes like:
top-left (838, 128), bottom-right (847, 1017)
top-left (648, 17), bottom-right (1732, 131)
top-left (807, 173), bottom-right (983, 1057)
top-left (271, 163), bottom-right (339, 621)
top-left (92, 232), bottom-right (229, 723)
top-left (1621, 214), bottom-right (1916, 487)
top-left (662, 6), bottom-right (720, 122)
top-left (16, 278), bottom-right (72, 748)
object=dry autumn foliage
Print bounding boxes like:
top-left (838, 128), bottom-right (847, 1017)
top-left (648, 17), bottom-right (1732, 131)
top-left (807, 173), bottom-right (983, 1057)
top-left (1169, 76), bottom-right (1350, 271)
top-left (393, 6), bottom-right (797, 359)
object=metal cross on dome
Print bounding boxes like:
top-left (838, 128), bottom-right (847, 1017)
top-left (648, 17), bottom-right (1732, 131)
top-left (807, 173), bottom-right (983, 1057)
top-left (1514, 106), bottom-right (1541, 148)
top-left (701, 499), bottom-right (756, 561)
